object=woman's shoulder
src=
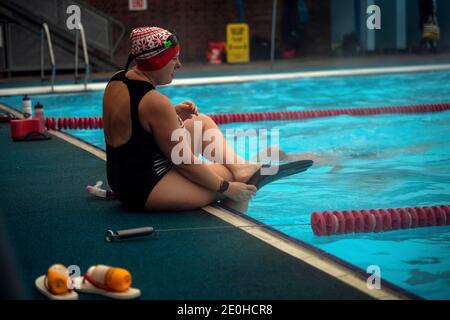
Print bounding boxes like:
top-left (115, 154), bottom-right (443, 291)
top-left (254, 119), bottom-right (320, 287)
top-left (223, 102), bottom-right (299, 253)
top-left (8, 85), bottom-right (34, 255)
top-left (142, 89), bottom-right (172, 108)
top-left (108, 70), bottom-right (126, 83)
top-left (139, 90), bottom-right (177, 124)
top-left (104, 70), bottom-right (126, 92)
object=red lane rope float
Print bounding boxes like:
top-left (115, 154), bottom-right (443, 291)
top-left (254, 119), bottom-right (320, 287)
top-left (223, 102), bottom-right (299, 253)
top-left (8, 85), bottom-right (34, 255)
top-left (45, 117), bottom-right (103, 130)
top-left (209, 103), bottom-right (450, 124)
top-left (44, 102), bottom-right (450, 130)
top-left (311, 205), bottom-right (450, 236)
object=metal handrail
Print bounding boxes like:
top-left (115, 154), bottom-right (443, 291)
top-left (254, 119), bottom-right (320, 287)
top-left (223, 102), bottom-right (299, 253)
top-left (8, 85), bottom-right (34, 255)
top-left (41, 23), bottom-right (56, 92)
top-left (66, 0), bottom-right (125, 55)
top-left (74, 23), bottom-right (90, 90)
top-left (3, 0), bottom-right (122, 71)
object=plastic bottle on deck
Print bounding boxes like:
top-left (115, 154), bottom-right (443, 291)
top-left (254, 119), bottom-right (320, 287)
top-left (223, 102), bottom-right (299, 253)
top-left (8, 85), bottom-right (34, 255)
top-left (34, 102), bottom-right (45, 131)
top-left (34, 102), bottom-right (44, 119)
top-left (22, 95), bottom-right (32, 118)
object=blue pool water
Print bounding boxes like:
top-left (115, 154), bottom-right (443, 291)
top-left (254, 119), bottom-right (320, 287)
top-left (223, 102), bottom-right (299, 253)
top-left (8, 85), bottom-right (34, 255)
top-left (2, 70), bottom-right (450, 299)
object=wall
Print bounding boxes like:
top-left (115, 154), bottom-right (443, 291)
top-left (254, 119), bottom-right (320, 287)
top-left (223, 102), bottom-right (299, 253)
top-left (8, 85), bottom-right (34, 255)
top-left (331, 0), bottom-right (449, 52)
top-left (375, 0), bottom-right (398, 51)
top-left (83, 0), bottom-right (332, 65)
top-left (330, 0), bottom-right (355, 46)
top-left (437, 0), bottom-right (450, 49)
top-left (406, 0), bottom-right (420, 49)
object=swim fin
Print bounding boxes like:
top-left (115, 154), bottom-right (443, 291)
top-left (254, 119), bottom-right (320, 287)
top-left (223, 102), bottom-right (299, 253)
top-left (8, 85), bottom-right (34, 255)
top-left (247, 160), bottom-right (313, 190)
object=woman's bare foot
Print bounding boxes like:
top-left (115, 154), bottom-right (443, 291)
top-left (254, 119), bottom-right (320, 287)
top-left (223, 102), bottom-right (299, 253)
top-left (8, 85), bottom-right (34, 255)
top-left (228, 162), bottom-right (262, 183)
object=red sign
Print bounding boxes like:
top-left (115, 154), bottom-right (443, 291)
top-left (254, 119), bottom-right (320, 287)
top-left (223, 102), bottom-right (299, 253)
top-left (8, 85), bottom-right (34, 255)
top-left (129, 0), bottom-right (147, 11)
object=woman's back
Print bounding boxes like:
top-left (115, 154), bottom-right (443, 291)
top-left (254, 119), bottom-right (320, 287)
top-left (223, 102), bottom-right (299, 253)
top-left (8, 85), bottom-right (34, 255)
top-left (103, 71), bottom-right (173, 210)
top-left (103, 74), bottom-right (132, 147)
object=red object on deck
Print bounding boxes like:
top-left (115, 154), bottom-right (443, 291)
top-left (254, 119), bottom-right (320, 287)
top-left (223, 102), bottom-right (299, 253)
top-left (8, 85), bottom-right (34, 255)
top-left (310, 205), bottom-right (450, 236)
top-left (206, 42), bottom-right (225, 64)
top-left (0, 114), bottom-right (12, 122)
top-left (10, 118), bottom-right (46, 141)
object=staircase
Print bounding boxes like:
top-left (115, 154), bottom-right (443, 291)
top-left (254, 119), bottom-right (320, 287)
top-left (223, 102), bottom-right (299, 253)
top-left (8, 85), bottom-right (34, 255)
top-left (0, 0), bottom-right (124, 73)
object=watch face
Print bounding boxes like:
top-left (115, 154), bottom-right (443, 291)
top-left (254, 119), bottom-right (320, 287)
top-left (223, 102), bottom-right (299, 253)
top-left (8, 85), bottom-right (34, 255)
top-left (219, 180), bottom-right (229, 193)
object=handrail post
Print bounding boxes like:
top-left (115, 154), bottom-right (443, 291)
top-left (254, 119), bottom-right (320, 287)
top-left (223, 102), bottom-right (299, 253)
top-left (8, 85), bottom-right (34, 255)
top-left (41, 23), bottom-right (56, 92)
top-left (41, 27), bottom-right (44, 81)
top-left (74, 23), bottom-right (90, 90)
top-left (75, 29), bottom-right (79, 80)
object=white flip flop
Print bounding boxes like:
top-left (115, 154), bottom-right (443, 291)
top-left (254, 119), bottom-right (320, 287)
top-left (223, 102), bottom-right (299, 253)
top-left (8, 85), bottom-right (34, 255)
top-left (35, 275), bottom-right (79, 300)
top-left (73, 276), bottom-right (141, 300)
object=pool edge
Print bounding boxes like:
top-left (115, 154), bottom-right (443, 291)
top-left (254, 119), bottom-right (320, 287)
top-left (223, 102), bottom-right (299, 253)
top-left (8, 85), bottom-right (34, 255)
top-left (211, 203), bottom-right (422, 300)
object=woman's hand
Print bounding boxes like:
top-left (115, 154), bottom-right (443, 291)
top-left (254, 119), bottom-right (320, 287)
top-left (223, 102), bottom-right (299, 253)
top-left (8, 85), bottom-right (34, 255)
top-left (223, 181), bottom-right (257, 202)
top-left (174, 100), bottom-right (199, 121)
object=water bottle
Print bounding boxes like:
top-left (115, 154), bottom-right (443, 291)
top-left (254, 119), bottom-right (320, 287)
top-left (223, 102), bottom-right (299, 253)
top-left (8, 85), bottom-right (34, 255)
top-left (22, 95), bottom-right (31, 118)
top-left (34, 102), bottom-right (45, 131)
top-left (34, 102), bottom-right (44, 119)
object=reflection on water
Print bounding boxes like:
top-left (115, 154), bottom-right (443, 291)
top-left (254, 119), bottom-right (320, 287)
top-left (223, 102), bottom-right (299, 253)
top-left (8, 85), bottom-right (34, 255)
top-left (404, 257), bottom-right (441, 265)
top-left (406, 269), bottom-right (450, 286)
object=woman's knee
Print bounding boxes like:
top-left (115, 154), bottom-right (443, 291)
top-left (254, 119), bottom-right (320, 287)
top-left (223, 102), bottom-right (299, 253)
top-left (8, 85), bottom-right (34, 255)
top-left (184, 114), bottom-right (216, 134)
top-left (189, 113), bottom-right (215, 128)
top-left (198, 113), bottom-right (216, 125)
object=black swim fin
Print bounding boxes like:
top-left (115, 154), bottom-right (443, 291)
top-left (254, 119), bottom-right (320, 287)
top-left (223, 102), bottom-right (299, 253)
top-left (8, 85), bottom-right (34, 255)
top-left (247, 160), bottom-right (313, 190)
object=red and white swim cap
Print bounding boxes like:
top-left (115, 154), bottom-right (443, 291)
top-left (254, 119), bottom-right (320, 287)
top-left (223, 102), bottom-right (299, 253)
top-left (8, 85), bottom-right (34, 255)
top-left (130, 26), bottom-right (180, 71)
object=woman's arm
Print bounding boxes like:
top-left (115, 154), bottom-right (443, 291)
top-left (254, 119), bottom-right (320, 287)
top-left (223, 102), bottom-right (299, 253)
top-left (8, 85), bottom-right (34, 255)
top-left (140, 91), bottom-right (225, 192)
top-left (140, 91), bottom-right (256, 202)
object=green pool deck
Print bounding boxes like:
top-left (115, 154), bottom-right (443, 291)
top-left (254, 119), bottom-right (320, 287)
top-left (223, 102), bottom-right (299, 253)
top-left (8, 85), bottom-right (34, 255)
top-left (0, 119), bottom-right (377, 300)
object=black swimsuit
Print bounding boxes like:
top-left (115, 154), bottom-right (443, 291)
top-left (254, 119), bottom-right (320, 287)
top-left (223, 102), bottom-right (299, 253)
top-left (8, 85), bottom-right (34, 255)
top-left (106, 71), bottom-right (173, 210)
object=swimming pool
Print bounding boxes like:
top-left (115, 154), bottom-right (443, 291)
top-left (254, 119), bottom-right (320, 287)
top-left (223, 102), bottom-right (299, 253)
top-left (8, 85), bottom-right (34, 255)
top-left (2, 70), bottom-right (450, 299)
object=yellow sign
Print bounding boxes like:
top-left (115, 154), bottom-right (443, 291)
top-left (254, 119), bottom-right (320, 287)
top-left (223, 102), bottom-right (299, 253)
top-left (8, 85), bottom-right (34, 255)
top-left (226, 23), bottom-right (249, 64)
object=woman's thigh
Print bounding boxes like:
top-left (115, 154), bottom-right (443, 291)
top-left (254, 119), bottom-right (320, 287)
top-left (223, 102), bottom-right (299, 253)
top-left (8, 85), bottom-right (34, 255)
top-left (145, 163), bottom-right (233, 211)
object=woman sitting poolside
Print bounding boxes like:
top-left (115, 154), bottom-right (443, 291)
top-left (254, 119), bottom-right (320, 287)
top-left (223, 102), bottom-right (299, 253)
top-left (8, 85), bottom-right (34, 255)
top-left (102, 26), bottom-right (259, 211)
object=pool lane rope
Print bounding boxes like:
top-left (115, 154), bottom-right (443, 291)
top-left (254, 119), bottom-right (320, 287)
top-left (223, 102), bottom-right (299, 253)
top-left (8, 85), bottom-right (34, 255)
top-left (45, 116), bottom-right (103, 130)
top-left (311, 206), bottom-right (450, 236)
top-left (45, 102), bottom-right (450, 130)
top-left (85, 184), bottom-right (450, 237)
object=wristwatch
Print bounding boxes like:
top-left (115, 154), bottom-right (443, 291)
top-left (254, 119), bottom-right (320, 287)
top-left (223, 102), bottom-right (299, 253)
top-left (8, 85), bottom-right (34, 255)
top-left (218, 180), bottom-right (230, 193)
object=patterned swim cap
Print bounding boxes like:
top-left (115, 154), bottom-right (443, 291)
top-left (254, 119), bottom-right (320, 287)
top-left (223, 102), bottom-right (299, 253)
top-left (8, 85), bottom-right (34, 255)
top-left (129, 26), bottom-right (180, 71)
